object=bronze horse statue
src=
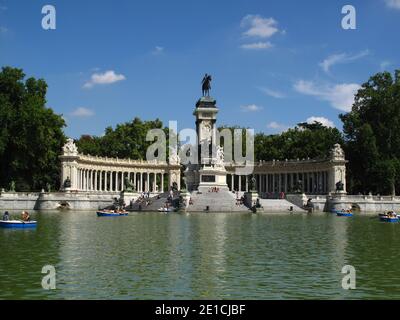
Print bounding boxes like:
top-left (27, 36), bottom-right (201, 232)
top-left (202, 74), bottom-right (212, 96)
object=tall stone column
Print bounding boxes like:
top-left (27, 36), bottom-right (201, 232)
top-left (278, 174), bottom-right (281, 193)
top-left (284, 173), bottom-right (287, 193)
top-left (94, 170), bottom-right (98, 191)
top-left (90, 170), bottom-right (93, 191)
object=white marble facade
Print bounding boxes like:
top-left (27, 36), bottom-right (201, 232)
top-left (225, 144), bottom-right (347, 195)
top-left (60, 126), bottom-right (347, 196)
top-left (59, 139), bottom-right (181, 193)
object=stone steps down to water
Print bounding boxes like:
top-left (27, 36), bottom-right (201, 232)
top-left (187, 190), bottom-right (250, 212)
top-left (126, 191), bottom-right (306, 213)
top-left (257, 199), bottom-right (307, 213)
top-left (128, 192), bottom-right (179, 212)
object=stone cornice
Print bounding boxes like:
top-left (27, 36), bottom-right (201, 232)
top-left (60, 153), bottom-right (180, 170)
top-left (225, 157), bottom-right (347, 173)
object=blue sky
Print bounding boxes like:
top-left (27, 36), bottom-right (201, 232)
top-left (1, 0), bottom-right (399, 138)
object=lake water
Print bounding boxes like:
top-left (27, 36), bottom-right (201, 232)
top-left (0, 211), bottom-right (400, 300)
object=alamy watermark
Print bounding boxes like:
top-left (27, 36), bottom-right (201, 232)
top-left (341, 265), bottom-right (356, 290)
top-left (342, 5), bottom-right (356, 30)
top-left (41, 5), bottom-right (56, 30)
top-left (146, 121), bottom-right (255, 175)
top-left (41, 265), bottom-right (56, 290)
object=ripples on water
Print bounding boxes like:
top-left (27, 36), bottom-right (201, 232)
top-left (0, 211), bottom-right (399, 299)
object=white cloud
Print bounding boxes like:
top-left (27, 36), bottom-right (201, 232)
top-left (259, 87), bottom-right (285, 98)
top-left (319, 50), bottom-right (370, 73)
top-left (83, 70), bottom-right (126, 89)
top-left (240, 104), bottom-right (263, 112)
top-left (294, 80), bottom-right (360, 112)
top-left (306, 116), bottom-right (335, 128)
top-left (152, 46), bottom-right (164, 55)
top-left (240, 42), bottom-right (273, 50)
top-left (380, 60), bottom-right (392, 70)
top-left (241, 15), bottom-right (279, 38)
top-left (267, 121), bottom-right (289, 132)
top-left (386, 0), bottom-right (400, 9)
top-left (70, 107), bottom-right (95, 117)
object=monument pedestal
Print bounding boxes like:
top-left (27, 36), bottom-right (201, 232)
top-left (184, 96), bottom-right (229, 194)
top-left (178, 190), bottom-right (191, 212)
top-left (244, 191), bottom-right (259, 208)
top-left (197, 165), bottom-right (229, 192)
top-left (120, 191), bottom-right (136, 208)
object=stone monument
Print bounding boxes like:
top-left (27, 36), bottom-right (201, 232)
top-left (184, 75), bottom-right (228, 192)
top-left (60, 138), bottom-right (79, 191)
top-left (244, 175), bottom-right (261, 211)
top-left (120, 177), bottom-right (137, 209)
top-left (329, 144), bottom-right (347, 195)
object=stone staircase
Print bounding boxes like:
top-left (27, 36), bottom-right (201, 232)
top-left (128, 192), bottom-right (179, 212)
top-left (258, 199), bottom-right (307, 213)
top-left (126, 191), bottom-right (307, 213)
top-left (186, 190), bottom-right (250, 212)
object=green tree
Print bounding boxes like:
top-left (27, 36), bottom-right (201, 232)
top-left (76, 117), bottom-right (170, 160)
top-left (0, 67), bottom-right (66, 191)
top-left (254, 122), bottom-right (343, 161)
top-left (340, 70), bottom-right (400, 195)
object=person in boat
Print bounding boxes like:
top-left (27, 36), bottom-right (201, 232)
top-left (21, 211), bottom-right (30, 221)
top-left (3, 211), bottom-right (9, 221)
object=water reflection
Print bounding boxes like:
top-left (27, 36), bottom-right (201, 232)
top-left (1, 212), bottom-right (400, 299)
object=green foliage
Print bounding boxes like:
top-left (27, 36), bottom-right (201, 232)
top-left (340, 70), bottom-right (400, 195)
top-left (0, 67), bottom-right (66, 191)
top-left (254, 122), bottom-right (343, 161)
top-left (76, 117), bottom-right (169, 160)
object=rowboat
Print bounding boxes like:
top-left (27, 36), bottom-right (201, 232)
top-left (379, 212), bottom-right (399, 223)
top-left (332, 209), bottom-right (353, 216)
top-left (334, 210), bottom-right (353, 217)
top-left (0, 220), bottom-right (37, 228)
top-left (379, 216), bottom-right (399, 223)
top-left (96, 211), bottom-right (128, 217)
top-left (157, 207), bottom-right (173, 213)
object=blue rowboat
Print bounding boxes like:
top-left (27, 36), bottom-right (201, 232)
top-left (332, 209), bottom-right (353, 216)
top-left (0, 220), bottom-right (37, 228)
top-left (336, 211), bottom-right (353, 217)
top-left (380, 217), bottom-right (399, 223)
top-left (96, 211), bottom-right (128, 217)
top-left (379, 215), bottom-right (399, 223)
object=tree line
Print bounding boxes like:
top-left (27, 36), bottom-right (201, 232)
top-left (1, 66), bottom-right (399, 194)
